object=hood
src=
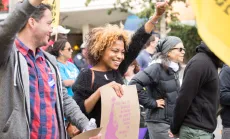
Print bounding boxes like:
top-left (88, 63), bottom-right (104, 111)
top-left (196, 41), bottom-right (222, 68)
top-left (222, 64), bottom-right (229, 68)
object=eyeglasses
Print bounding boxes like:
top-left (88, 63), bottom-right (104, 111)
top-left (63, 48), bottom-right (73, 51)
top-left (171, 47), bottom-right (185, 52)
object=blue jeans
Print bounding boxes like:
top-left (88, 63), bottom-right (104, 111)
top-left (179, 125), bottom-right (214, 139)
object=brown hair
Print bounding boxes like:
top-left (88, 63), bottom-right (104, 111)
top-left (47, 39), bottom-right (68, 57)
top-left (144, 35), bottom-right (156, 48)
top-left (20, 3), bottom-right (51, 32)
top-left (130, 60), bottom-right (140, 74)
top-left (85, 24), bottom-right (130, 66)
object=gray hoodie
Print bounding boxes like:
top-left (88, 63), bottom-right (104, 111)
top-left (0, 1), bottom-right (89, 138)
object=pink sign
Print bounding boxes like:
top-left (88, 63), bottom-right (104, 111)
top-left (100, 85), bottom-right (140, 139)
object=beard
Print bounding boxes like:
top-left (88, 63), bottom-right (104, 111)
top-left (36, 38), bottom-right (49, 48)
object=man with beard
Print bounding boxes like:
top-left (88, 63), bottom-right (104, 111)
top-left (169, 42), bottom-right (222, 139)
top-left (0, 0), bottom-right (98, 138)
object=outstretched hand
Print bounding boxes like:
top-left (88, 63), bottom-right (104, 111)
top-left (101, 81), bottom-right (124, 97)
top-left (155, 1), bottom-right (169, 17)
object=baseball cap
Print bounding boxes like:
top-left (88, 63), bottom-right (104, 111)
top-left (51, 25), bottom-right (70, 36)
top-left (80, 42), bottom-right (87, 49)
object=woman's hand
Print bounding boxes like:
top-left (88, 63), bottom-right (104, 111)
top-left (145, 1), bottom-right (169, 33)
top-left (156, 99), bottom-right (165, 108)
top-left (100, 81), bottom-right (124, 97)
top-left (155, 1), bottom-right (169, 17)
top-left (168, 130), bottom-right (179, 138)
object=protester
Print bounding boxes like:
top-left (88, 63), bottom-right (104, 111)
top-left (219, 64), bottom-right (230, 139)
top-left (169, 42), bottom-right (222, 139)
top-left (47, 38), bottom-right (83, 137)
top-left (72, 1), bottom-right (169, 127)
top-left (73, 42), bottom-right (89, 70)
top-left (136, 34), bottom-right (159, 70)
top-left (0, 1), bottom-right (98, 138)
top-left (129, 36), bottom-right (185, 139)
top-left (48, 39), bottom-right (79, 97)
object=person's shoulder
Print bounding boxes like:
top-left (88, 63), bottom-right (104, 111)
top-left (67, 61), bottom-right (76, 67)
top-left (221, 65), bottom-right (230, 74)
top-left (186, 55), bottom-right (211, 72)
top-left (42, 50), bottom-right (57, 64)
top-left (57, 61), bottom-right (64, 68)
top-left (74, 68), bottom-right (92, 88)
top-left (142, 62), bottom-right (162, 75)
top-left (148, 60), bottom-right (162, 68)
top-left (139, 50), bottom-right (148, 56)
top-left (78, 68), bottom-right (92, 77)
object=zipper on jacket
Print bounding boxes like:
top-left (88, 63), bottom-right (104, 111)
top-left (17, 51), bottom-right (30, 139)
top-left (174, 73), bottom-right (180, 90)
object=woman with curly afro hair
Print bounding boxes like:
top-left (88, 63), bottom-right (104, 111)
top-left (73, 1), bottom-right (168, 127)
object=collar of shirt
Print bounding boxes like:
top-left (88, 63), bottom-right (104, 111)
top-left (15, 38), bottom-right (45, 61)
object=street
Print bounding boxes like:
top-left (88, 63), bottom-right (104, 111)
top-left (214, 116), bottom-right (222, 139)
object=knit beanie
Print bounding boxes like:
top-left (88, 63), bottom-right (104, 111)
top-left (155, 36), bottom-right (182, 54)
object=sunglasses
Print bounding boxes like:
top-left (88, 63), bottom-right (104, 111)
top-left (63, 48), bottom-right (73, 51)
top-left (171, 47), bottom-right (185, 52)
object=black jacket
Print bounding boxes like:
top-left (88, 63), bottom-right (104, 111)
top-left (170, 42), bottom-right (220, 134)
top-left (129, 63), bottom-right (180, 124)
top-left (73, 26), bottom-right (152, 127)
top-left (220, 64), bottom-right (230, 127)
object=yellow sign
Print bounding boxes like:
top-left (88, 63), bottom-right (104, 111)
top-left (43, 0), bottom-right (60, 27)
top-left (190, 0), bottom-right (230, 65)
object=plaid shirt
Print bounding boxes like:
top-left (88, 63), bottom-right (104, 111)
top-left (15, 38), bottom-right (58, 139)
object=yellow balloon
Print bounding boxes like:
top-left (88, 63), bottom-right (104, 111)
top-left (190, 0), bottom-right (230, 65)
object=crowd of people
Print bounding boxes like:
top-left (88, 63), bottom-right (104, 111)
top-left (0, 0), bottom-right (228, 139)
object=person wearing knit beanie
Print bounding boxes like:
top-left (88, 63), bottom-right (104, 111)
top-left (130, 36), bottom-right (185, 139)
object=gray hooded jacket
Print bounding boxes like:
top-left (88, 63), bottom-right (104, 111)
top-left (0, 1), bottom-right (89, 138)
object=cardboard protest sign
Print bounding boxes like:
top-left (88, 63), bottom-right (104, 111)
top-left (100, 85), bottom-right (140, 139)
top-left (72, 128), bottom-right (102, 139)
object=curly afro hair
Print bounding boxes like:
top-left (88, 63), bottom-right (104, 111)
top-left (85, 24), bottom-right (130, 66)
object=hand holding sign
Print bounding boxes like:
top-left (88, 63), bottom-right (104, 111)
top-left (100, 81), bottom-right (124, 97)
top-left (100, 85), bottom-right (140, 139)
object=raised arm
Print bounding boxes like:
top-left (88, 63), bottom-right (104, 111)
top-left (0, 0), bottom-right (41, 66)
top-left (119, 1), bottom-right (168, 75)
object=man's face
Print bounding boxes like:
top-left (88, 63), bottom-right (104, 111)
top-left (33, 9), bottom-right (52, 47)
